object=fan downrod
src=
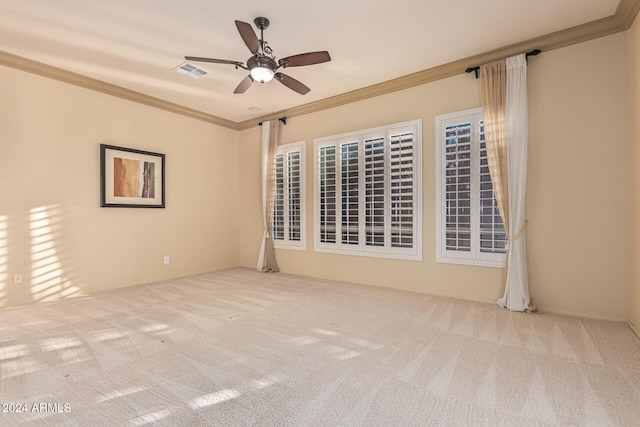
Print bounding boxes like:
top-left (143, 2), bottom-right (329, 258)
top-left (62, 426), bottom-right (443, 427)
top-left (254, 17), bottom-right (270, 31)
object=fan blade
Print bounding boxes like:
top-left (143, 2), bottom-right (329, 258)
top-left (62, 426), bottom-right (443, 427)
top-left (279, 51), bottom-right (331, 68)
top-left (185, 56), bottom-right (244, 67)
top-left (234, 75), bottom-right (254, 94)
top-left (235, 20), bottom-right (260, 55)
top-left (275, 73), bottom-right (310, 95)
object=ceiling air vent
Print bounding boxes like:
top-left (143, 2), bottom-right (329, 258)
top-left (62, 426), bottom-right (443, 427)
top-left (173, 63), bottom-right (207, 79)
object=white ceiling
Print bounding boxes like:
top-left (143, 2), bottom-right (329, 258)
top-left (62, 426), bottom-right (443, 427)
top-left (0, 0), bottom-right (621, 124)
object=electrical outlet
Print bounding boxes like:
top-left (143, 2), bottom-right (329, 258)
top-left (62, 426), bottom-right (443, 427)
top-left (163, 256), bottom-right (170, 265)
top-left (13, 274), bottom-right (23, 285)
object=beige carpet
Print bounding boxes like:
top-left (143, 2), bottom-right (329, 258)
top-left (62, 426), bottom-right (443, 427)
top-left (1, 267), bottom-right (639, 426)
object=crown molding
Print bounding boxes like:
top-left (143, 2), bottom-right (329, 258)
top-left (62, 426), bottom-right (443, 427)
top-left (240, 1), bottom-right (640, 130)
top-left (0, 50), bottom-right (240, 130)
top-left (617, 0), bottom-right (640, 28)
top-left (2, 0), bottom-right (638, 132)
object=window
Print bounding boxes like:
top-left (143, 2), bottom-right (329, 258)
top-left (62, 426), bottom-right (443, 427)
top-left (435, 108), bottom-right (506, 267)
top-left (314, 120), bottom-right (422, 260)
top-left (273, 141), bottom-right (306, 250)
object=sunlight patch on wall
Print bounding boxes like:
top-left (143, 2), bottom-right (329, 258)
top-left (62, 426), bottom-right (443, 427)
top-left (0, 215), bottom-right (7, 306)
top-left (29, 205), bottom-right (79, 302)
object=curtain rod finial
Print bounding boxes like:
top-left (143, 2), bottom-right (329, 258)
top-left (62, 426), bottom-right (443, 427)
top-left (259, 116), bottom-right (287, 126)
top-left (526, 49), bottom-right (541, 61)
top-left (466, 49), bottom-right (541, 78)
top-left (465, 66), bottom-right (480, 79)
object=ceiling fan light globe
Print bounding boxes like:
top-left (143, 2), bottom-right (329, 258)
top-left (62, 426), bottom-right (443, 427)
top-left (251, 66), bottom-right (275, 83)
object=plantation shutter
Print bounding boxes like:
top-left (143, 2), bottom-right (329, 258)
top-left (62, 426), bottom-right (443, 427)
top-left (315, 120), bottom-right (422, 260)
top-left (479, 121), bottom-right (507, 253)
top-left (341, 141), bottom-right (360, 245)
top-left (272, 143), bottom-right (305, 249)
top-left (287, 151), bottom-right (302, 241)
top-left (364, 136), bottom-right (386, 247)
top-left (390, 131), bottom-right (415, 249)
top-left (319, 145), bottom-right (337, 243)
top-left (436, 108), bottom-right (506, 266)
top-left (273, 154), bottom-right (285, 240)
top-left (444, 122), bottom-right (472, 252)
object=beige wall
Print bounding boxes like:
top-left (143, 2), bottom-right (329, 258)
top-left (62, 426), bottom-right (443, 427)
top-left (527, 34), bottom-right (628, 319)
top-left (630, 14), bottom-right (640, 332)
top-left (1, 30), bottom-right (633, 321)
top-left (239, 33), bottom-right (630, 320)
top-left (0, 66), bottom-right (240, 307)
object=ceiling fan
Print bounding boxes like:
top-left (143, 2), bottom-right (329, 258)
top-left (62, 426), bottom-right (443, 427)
top-left (185, 17), bottom-right (331, 95)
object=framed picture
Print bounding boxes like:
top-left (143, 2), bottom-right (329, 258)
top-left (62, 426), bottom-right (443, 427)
top-left (100, 144), bottom-right (165, 208)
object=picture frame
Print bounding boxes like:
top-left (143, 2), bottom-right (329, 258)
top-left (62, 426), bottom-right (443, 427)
top-left (100, 144), bottom-right (165, 208)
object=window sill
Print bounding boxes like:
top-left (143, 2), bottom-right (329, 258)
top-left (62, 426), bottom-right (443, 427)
top-left (435, 256), bottom-right (505, 268)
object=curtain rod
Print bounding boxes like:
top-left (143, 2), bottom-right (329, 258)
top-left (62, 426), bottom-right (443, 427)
top-left (258, 116), bottom-right (287, 126)
top-left (465, 49), bottom-right (541, 78)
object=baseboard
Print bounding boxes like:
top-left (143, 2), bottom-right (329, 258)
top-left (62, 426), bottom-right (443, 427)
top-left (628, 320), bottom-right (640, 340)
top-left (537, 308), bottom-right (640, 341)
top-left (537, 307), bottom-right (625, 322)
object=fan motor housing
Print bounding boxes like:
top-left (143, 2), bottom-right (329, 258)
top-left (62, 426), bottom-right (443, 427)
top-left (247, 55), bottom-right (277, 77)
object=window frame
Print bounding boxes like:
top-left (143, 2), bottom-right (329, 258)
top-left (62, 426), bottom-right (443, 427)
top-left (313, 120), bottom-right (422, 261)
top-left (272, 141), bottom-right (306, 251)
top-left (435, 108), bottom-right (506, 268)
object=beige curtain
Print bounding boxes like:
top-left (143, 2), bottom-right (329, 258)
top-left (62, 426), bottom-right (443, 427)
top-left (257, 120), bottom-right (280, 272)
top-left (480, 60), bottom-right (509, 231)
top-left (480, 55), bottom-right (532, 312)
